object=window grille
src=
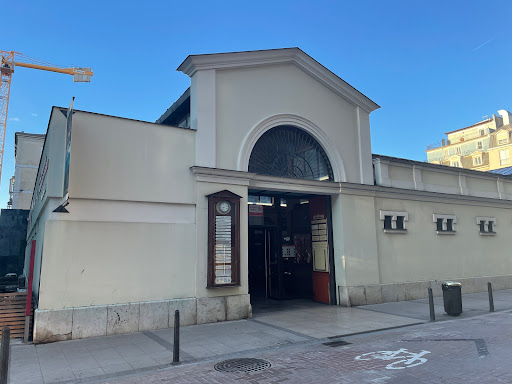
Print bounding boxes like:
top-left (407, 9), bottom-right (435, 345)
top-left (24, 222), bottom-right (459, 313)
top-left (248, 126), bottom-right (334, 181)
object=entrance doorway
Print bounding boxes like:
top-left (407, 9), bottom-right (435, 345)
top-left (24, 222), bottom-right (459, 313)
top-left (248, 192), bottom-right (335, 306)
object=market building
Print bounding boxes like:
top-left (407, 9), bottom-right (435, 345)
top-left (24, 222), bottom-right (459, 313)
top-left (26, 48), bottom-right (512, 343)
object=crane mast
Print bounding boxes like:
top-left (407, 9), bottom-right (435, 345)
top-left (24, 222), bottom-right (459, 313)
top-left (0, 52), bottom-right (14, 186)
top-left (0, 51), bottom-right (93, 185)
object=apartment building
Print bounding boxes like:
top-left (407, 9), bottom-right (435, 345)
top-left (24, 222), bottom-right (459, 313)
top-left (426, 110), bottom-right (512, 172)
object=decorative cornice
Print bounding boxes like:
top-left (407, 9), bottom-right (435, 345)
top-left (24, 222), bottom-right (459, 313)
top-left (340, 182), bottom-right (512, 208)
top-left (177, 48), bottom-right (380, 113)
top-left (250, 174), bottom-right (341, 195)
top-left (190, 166), bottom-right (341, 194)
top-left (191, 166), bottom-right (512, 208)
top-left (191, 166), bottom-right (255, 186)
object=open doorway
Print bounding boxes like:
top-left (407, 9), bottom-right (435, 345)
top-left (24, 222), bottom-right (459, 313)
top-left (248, 191), bottom-right (335, 310)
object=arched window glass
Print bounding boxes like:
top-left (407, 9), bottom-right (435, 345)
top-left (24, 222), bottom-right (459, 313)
top-left (248, 126), bottom-right (334, 181)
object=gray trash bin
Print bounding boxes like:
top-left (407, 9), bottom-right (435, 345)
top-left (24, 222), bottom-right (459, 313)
top-left (442, 281), bottom-right (462, 316)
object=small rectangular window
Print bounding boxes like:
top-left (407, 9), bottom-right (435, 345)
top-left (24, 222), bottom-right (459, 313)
top-left (380, 210), bottom-right (408, 233)
top-left (477, 141), bottom-right (483, 149)
top-left (384, 216), bottom-right (392, 230)
top-left (433, 214), bottom-right (456, 234)
top-left (480, 129), bottom-right (485, 136)
top-left (456, 147), bottom-right (461, 155)
top-left (396, 216), bottom-right (405, 230)
top-left (500, 149), bottom-right (510, 165)
top-left (477, 217), bottom-right (496, 235)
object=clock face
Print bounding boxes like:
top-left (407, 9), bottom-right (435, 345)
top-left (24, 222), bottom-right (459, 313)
top-left (216, 201), bottom-right (231, 214)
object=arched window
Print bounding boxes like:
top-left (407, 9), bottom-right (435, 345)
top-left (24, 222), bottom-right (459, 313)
top-left (248, 126), bottom-right (334, 181)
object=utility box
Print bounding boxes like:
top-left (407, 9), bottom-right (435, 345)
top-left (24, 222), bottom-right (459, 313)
top-left (442, 281), bottom-right (462, 316)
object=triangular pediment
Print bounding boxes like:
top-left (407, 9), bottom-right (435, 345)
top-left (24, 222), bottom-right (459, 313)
top-left (206, 190), bottom-right (242, 199)
top-left (177, 48), bottom-right (379, 113)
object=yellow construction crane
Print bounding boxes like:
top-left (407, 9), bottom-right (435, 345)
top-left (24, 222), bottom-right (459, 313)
top-left (0, 51), bottom-right (93, 184)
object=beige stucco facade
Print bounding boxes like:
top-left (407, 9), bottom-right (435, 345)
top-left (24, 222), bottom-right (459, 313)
top-left (426, 110), bottom-right (512, 173)
top-left (26, 48), bottom-right (512, 343)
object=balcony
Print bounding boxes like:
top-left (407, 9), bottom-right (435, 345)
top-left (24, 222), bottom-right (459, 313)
top-left (426, 141), bottom-right (443, 151)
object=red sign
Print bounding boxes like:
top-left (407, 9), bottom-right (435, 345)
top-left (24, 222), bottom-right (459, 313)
top-left (248, 205), bottom-right (264, 217)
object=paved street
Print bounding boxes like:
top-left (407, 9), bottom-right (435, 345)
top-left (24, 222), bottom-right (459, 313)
top-left (9, 300), bottom-right (421, 384)
top-left (97, 310), bottom-right (512, 384)
top-left (7, 289), bottom-right (512, 383)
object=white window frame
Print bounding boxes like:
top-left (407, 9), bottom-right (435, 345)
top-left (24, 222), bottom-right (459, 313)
top-left (380, 210), bottom-right (408, 233)
top-left (500, 149), bottom-right (510, 166)
top-left (497, 132), bottom-right (509, 145)
top-left (433, 214), bottom-right (456, 235)
top-left (456, 147), bottom-right (461, 155)
top-left (477, 141), bottom-right (483, 149)
top-left (476, 216), bottom-right (496, 236)
top-left (473, 156), bottom-right (482, 166)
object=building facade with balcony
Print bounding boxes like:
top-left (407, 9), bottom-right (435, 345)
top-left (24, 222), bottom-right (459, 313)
top-left (426, 110), bottom-right (512, 172)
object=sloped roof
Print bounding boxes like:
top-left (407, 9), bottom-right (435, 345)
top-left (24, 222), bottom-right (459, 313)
top-left (490, 166), bottom-right (512, 176)
top-left (491, 123), bottom-right (512, 134)
top-left (177, 48), bottom-right (380, 113)
top-left (445, 118), bottom-right (492, 135)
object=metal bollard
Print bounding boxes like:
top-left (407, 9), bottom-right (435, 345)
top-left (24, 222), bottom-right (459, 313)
top-left (1, 326), bottom-right (10, 384)
top-left (428, 288), bottom-right (435, 322)
top-left (172, 310), bottom-right (180, 365)
top-left (488, 282), bottom-right (495, 312)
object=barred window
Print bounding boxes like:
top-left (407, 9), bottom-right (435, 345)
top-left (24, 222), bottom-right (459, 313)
top-left (249, 126), bottom-right (334, 181)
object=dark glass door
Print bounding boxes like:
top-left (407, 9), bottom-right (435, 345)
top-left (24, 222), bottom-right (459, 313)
top-left (248, 226), bottom-right (278, 299)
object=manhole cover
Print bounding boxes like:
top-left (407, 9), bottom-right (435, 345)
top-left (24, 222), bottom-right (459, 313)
top-left (323, 340), bottom-right (352, 348)
top-left (214, 358), bottom-right (271, 373)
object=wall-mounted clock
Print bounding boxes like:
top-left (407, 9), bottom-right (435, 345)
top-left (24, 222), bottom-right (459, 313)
top-left (216, 200), bottom-right (231, 215)
top-left (207, 190), bottom-right (242, 288)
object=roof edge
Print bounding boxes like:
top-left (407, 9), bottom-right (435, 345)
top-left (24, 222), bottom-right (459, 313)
top-left (444, 117), bottom-right (493, 135)
top-left (177, 48), bottom-right (380, 113)
top-left (372, 153), bottom-right (512, 180)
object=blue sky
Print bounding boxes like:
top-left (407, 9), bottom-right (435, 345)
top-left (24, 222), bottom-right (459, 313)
top-left (2, 0), bottom-right (512, 206)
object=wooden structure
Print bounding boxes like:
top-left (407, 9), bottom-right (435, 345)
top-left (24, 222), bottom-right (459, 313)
top-left (0, 292), bottom-right (32, 338)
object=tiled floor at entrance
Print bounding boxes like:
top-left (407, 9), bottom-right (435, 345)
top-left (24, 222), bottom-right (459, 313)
top-left (252, 299), bottom-right (420, 339)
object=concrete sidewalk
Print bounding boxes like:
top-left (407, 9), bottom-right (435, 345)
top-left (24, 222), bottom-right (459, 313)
top-left (8, 289), bottom-right (511, 384)
top-left (358, 288), bottom-right (512, 321)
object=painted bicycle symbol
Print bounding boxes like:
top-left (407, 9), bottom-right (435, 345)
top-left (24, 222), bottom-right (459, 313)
top-left (355, 348), bottom-right (430, 370)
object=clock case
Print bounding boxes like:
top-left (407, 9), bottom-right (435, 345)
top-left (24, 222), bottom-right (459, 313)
top-left (207, 190), bottom-right (242, 288)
